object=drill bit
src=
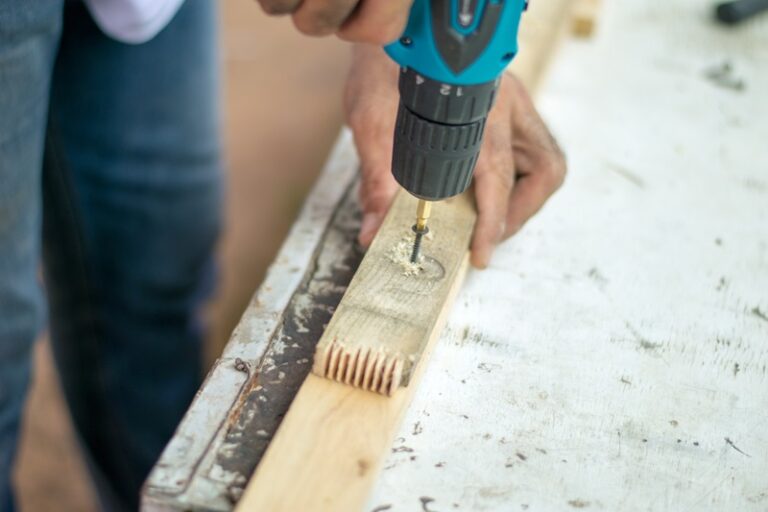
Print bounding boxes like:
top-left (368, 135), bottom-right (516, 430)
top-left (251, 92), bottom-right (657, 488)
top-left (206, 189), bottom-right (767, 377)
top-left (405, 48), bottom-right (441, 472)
top-left (410, 199), bottom-right (432, 263)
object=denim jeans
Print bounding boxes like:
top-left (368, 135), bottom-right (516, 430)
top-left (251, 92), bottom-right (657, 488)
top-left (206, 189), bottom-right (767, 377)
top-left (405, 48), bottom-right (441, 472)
top-left (0, 1), bottom-right (222, 510)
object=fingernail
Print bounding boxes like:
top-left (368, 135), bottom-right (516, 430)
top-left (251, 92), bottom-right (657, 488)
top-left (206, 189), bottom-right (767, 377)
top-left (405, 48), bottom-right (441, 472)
top-left (471, 248), bottom-right (490, 270)
top-left (358, 212), bottom-right (380, 246)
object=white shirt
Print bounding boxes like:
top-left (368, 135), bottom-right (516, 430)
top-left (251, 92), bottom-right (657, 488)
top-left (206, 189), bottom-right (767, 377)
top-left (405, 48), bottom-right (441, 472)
top-left (84, 0), bottom-right (185, 44)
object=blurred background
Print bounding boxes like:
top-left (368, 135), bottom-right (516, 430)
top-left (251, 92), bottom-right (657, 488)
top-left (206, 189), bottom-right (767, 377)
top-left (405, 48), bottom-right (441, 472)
top-left (13, 2), bottom-right (351, 510)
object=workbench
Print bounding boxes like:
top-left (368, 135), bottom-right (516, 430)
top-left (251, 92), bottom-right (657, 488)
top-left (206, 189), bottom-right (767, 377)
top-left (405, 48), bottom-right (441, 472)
top-left (142, 0), bottom-right (768, 509)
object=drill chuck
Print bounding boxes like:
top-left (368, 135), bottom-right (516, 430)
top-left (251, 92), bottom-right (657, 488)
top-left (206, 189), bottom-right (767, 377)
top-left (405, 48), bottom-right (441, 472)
top-left (392, 68), bottom-right (499, 200)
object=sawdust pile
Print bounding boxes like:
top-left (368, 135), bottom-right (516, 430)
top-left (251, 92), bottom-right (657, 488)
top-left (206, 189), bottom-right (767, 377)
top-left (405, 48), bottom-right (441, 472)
top-left (387, 231), bottom-right (433, 276)
top-left (388, 239), bottom-right (423, 276)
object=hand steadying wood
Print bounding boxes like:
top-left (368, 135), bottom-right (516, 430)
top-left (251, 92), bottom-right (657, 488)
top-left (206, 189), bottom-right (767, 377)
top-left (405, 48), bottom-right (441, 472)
top-left (314, 0), bottom-right (566, 395)
top-left (347, 47), bottom-right (567, 270)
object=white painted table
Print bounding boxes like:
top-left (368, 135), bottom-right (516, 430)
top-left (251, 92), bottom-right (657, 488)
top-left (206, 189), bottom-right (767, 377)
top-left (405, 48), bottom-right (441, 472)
top-left (144, 1), bottom-right (767, 510)
top-left (366, 0), bottom-right (768, 510)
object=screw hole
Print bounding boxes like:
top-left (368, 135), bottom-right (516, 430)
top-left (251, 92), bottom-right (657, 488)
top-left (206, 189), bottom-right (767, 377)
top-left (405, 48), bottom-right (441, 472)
top-left (400, 36), bottom-right (413, 47)
top-left (501, 52), bottom-right (515, 61)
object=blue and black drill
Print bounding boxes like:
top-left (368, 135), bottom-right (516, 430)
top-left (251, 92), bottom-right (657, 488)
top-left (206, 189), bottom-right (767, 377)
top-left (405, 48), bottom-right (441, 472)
top-left (385, 0), bottom-right (527, 262)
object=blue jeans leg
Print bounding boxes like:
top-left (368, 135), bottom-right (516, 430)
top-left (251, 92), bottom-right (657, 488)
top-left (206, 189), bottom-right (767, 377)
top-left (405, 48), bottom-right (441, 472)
top-left (42, 1), bottom-right (222, 510)
top-left (0, 1), bottom-right (63, 510)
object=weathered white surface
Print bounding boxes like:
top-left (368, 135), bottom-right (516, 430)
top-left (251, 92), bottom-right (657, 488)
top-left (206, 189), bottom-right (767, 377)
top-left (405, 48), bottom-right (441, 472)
top-left (366, 0), bottom-right (768, 510)
top-left (145, 360), bottom-right (250, 509)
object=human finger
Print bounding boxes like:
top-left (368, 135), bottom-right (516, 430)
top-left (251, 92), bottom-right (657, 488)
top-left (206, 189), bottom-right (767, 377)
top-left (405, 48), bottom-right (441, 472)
top-left (291, 0), bottom-right (360, 36)
top-left (470, 93), bottom-right (516, 269)
top-left (256, 0), bottom-right (303, 16)
top-left (337, 0), bottom-right (413, 44)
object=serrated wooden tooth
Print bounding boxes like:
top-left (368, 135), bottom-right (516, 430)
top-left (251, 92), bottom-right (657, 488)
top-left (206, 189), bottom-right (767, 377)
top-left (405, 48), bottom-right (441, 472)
top-left (327, 342), bottom-right (342, 379)
top-left (316, 341), bottom-right (331, 377)
top-left (364, 351), bottom-right (378, 391)
top-left (371, 352), bottom-right (386, 392)
top-left (378, 357), bottom-right (394, 395)
top-left (362, 350), bottom-right (377, 391)
top-left (336, 348), bottom-right (350, 382)
top-left (381, 357), bottom-right (399, 396)
top-left (389, 358), bottom-right (404, 395)
top-left (344, 347), bottom-right (361, 385)
top-left (353, 348), bottom-right (370, 388)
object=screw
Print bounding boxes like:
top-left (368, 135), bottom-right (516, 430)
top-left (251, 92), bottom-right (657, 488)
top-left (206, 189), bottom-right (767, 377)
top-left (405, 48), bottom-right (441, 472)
top-left (410, 224), bottom-right (429, 263)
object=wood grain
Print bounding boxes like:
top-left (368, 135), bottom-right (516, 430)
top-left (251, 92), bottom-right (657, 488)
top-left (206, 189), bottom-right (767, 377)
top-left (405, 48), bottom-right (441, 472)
top-left (237, 255), bottom-right (468, 511)
top-left (312, 191), bottom-right (476, 393)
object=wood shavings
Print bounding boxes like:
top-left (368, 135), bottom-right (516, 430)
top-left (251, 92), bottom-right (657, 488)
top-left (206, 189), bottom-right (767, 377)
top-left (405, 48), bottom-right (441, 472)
top-left (388, 235), bottom-right (425, 276)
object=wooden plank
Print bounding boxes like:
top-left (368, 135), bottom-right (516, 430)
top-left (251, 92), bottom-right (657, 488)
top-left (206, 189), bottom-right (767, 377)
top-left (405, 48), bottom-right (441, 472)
top-left (236, 2), bottom-right (577, 510)
top-left (238, 254), bottom-right (469, 511)
top-left (312, 191), bottom-right (475, 394)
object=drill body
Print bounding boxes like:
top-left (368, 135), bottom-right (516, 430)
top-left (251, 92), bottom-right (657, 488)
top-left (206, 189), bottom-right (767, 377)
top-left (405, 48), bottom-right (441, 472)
top-left (385, 0), bottom-right (527, 202)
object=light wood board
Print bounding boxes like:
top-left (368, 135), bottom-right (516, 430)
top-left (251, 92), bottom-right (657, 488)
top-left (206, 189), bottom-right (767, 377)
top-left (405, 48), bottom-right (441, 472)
top-left (312, 191), bottom-right (476, 394)
top-left (237, 253), bottom-right (469, 511)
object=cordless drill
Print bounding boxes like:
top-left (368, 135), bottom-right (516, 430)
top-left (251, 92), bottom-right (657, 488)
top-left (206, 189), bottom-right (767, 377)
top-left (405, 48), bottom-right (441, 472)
top-left (385, 0), bottom-right (528, 262)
